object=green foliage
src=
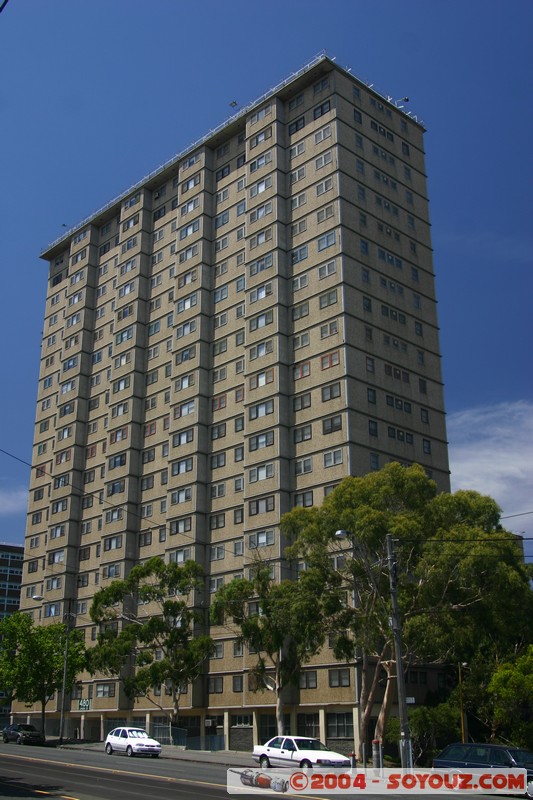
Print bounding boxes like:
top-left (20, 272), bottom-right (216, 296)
top-left (211, 562), bottom-right (341, 734)
top-left (89, 557), bottom-right (214, 723)
top-left (488, 645), bottom-right (533, 749)
top-left (0, 612), bottom-right (86, 732)
top-left (385, 703), bottom-right (461, 765)
top-left (410, 704), bottom-right (461, 764)
top-left (281, 462), bottom-right (533, 749)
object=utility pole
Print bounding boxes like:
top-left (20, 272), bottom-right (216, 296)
top-left (386, 534), bottom-right (412, 769)
top-left (59, 598), bottom-right (75, 745)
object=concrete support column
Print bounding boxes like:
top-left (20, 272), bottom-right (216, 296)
top-left (252, 709), bottom-right (260, 746)
top-left (223, 710), bottom-right (230, 750)
top-left (318, 707), bottom-right (326, 743)
top-left (288, 708), bottom-right (297, 736)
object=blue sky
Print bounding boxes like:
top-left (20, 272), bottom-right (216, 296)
top-left (0, 0), bottom-right (531, 559)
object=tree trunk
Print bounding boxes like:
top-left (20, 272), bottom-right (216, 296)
top-left (168, 691), bottom-right (181, 744)
top-left (374, 661), bottom-right (394, 741)
top-left (275, 689), bottom-right (284, 736)
top-left (358, 646), bottom-right (387, 760)
top-left (40, 695), bottom-right (46, 738)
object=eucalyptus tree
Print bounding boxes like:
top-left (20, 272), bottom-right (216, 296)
top-left (282, 463), bottom-right (533, 754)
top-left (90, 557), bottom-right (214, 739)
top-left (211, 562), bottom-right (341, 735)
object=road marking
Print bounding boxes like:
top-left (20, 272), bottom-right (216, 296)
top-left (0, 752), bottom-right (223, 789)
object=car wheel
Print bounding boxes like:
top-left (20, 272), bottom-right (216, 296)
top-left (16, 736), bottom-right (24, 745)
top-left (2, 735), bottom-right (8, 744)
top-left (151, 753), bottom-right (160, 758)
top-left (126, 745), bottom-right (134, 757)
top-left (300, 759), bottom-right (312, 770)
top-left (259, 756), bottom-right (270, 769)
top-left (105, 743), bottom-right (113, 755)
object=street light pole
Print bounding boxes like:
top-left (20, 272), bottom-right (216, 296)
top-left (386, 534), bottom-right (412, 769)
top-left (33, 594), bottom-right (74, 745)
top-left (59, 604), bottom-right (73, 746)
top-left (334, 530), bottom-right (413, 768)
top-left (335, 530), bottom-right (361, 759)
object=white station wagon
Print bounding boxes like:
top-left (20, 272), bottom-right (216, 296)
top-left (105, 727), bottom-right (161, 757)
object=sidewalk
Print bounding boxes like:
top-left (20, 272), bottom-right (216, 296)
top-left (59, 739), bottom-right (251, 768)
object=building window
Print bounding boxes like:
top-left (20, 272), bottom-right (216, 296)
top-left (318, 231), bottom-right (336, 251)
top-left (249, 497), bottom-right (275, 516)
top-left (293, 362), bottom-right (310, 380)
top-left (321, 382), bottom-right (341, 401)
top-left (169, 546), bottom-right (191, 563)
top-left (294, 424), bottom-right (312, 443)
top-left (249, 463), bottom-right (275, 482)
top-left (288, 116), bottom-right (305, 135)
top-left (321, 351), bottom-right (340, 370)
top-left (323, 415), bottom-right (342, 434)
top-left (324, 449), bottom-right (343, 468)
top-left (249, 431), bottom-right (274, 451)
top-left (327, 712), bottom-right (353, 738)
top-left (208, 677), bottom-right (223, 694)
top-left (294, 491), bottom-right (313, 508)
top-left (328, 668), bottom-right (350, 687)
top-left (249, 529), bottom-right (275, 548)
top-left (96, 683), bottom-right (115, 698)
top-left (293, 392), bottom-right (311, 411)
top-left (102, 563), bottom-right (121, 579)
top-left (314, 100), bottom-right (331, 119)
top-left (299, 671), bottom-right (317, 689)
top-left (292, 302), bottom-right (309, 321)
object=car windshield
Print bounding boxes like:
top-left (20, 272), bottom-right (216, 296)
top-left (19, 725), bottom-right (38, 732)
top-left (509, 749), bottom-right (533, 766)
top-left (128, 729), bottom-right (148, 738)
top-left (296, 739), bottom-right (329, 752)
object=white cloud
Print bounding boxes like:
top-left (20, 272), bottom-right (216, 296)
top-left (0, 486), bottom-right (29, 516)
top-left (447, 400), bottom-right (533, 540)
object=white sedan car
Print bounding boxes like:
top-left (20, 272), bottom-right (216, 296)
top-left (253, 736), bottom-right (351, 769)
top-left (104, 727), bottom-right (161, 757)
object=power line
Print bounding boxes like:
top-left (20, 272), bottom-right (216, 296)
top-left (1, 443), bottom-right (532, 565)
top-left (501, 511), bottom-right (533, 520)
top-left (0, 445), bottom-right (217, 557)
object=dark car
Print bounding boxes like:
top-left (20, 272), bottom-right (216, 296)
top-left (433, 743), bottom-right (533, 797)
top-left (2, 723), bottom-right (46, 745)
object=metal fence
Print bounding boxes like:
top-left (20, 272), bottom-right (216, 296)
top-left (152, 725), bottom-right (187, 746)
top-left (151, 725), bottom-right (225, 751)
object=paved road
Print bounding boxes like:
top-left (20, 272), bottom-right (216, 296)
top-left (0, 743), bottom-right (509, 800)
top-left (0, 745), bottom-right (245, 800)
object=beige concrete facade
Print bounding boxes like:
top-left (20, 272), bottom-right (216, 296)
top-left (19, 54), bottom-right (450, 750)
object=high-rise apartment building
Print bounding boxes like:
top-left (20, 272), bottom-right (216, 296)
top-left (0, 543), bottom-right (24, 621)
top-left (0, 542), bottom-right (24, 726)
top-left (20, 54), bottom-right (449, 748)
